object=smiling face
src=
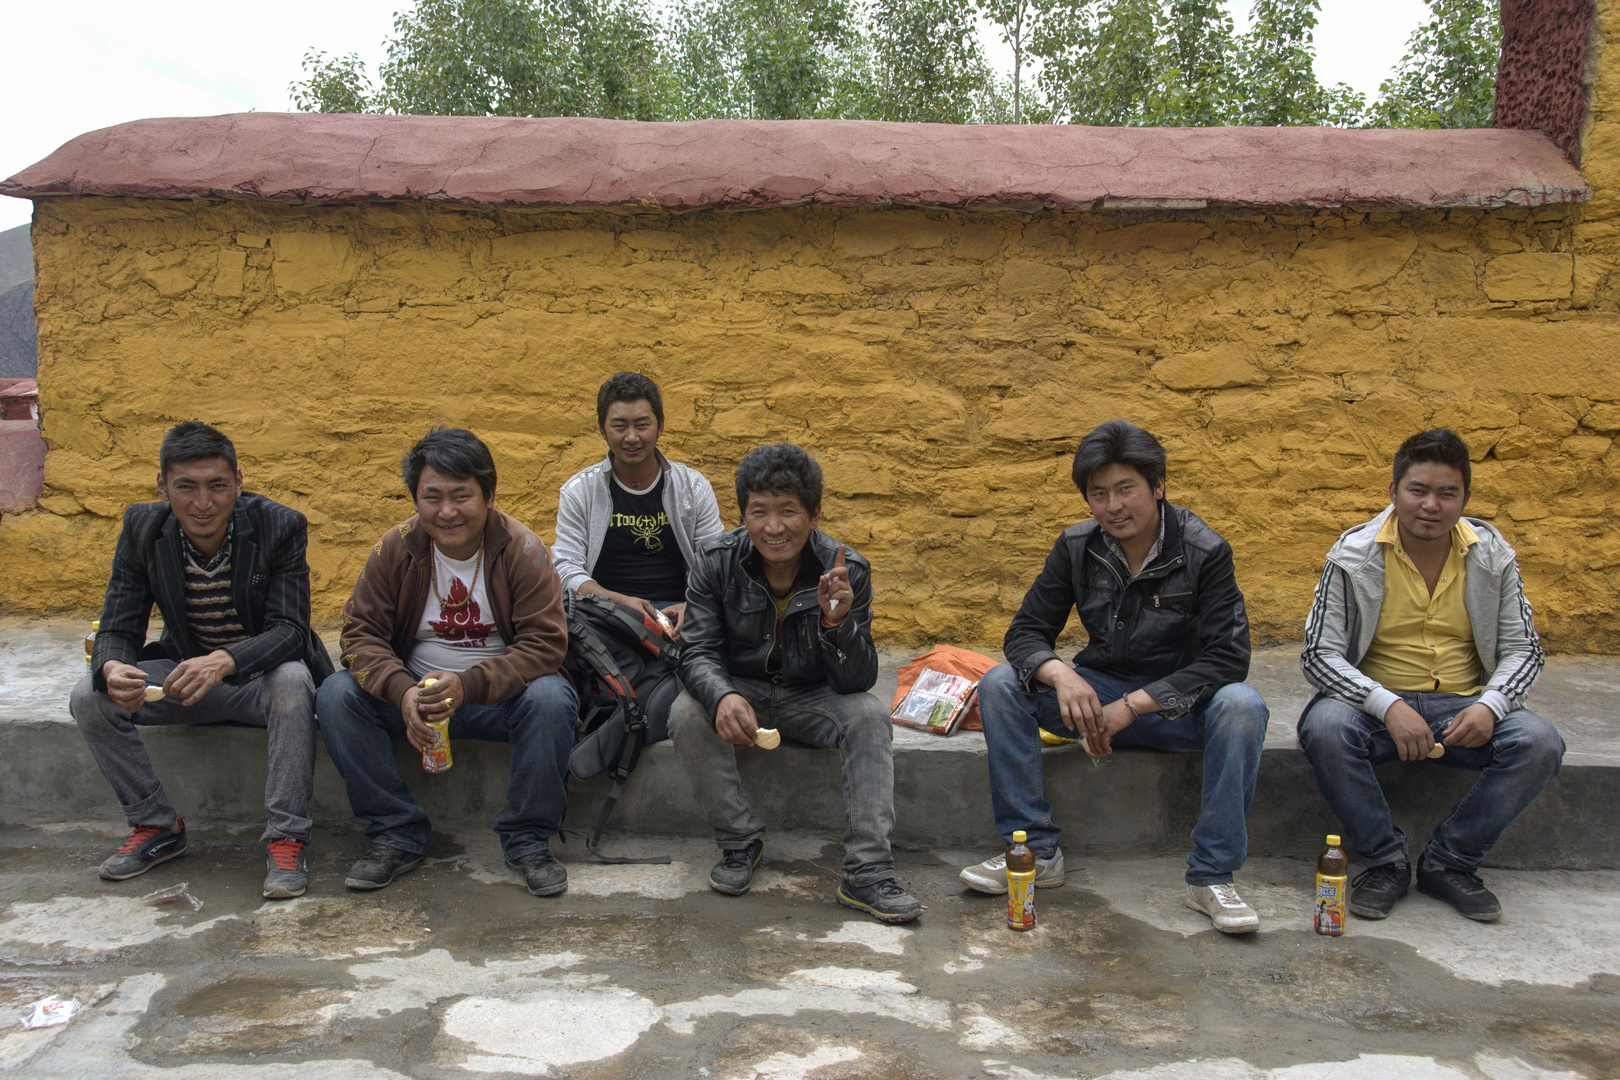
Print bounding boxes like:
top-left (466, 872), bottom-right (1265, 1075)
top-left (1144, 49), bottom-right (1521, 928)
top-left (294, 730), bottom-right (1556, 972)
top-left (743, 491), bottom-right (819, 575)
top-left (1084, 462), bottom-right (1164, 548)
top-left (158, 456), bottom-right (242, 554)
top-left (1389, 460), bottom-right (1469, 545)
top-left (414, 466), bottom-right (493, 560)
top-left (601, 399), bottom-right (663, 475)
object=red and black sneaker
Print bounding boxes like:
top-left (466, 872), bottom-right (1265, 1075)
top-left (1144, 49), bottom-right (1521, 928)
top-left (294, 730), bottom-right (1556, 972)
top-left (262, 839), bottom-right (309, 899)
top-left (98, 817), bottom-right (188, 881)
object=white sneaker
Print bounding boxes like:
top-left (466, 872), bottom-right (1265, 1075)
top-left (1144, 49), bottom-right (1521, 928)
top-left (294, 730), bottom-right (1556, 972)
top-left (1186, 882), bottom-right (1260, 934)
top-left (959, 847), bottom-right (1065, 894)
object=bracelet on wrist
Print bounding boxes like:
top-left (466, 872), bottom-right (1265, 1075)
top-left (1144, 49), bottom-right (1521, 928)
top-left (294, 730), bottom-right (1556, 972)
top-left (1124, 695), bottom-right (1141, 721)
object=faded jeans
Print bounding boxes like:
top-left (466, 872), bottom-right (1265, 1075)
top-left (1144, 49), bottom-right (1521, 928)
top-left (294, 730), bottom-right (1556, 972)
top-left (668, 677), bottom-right (896, 887)
top-left (316, 670), bottom-right (576, 861)
top-left (70, 660), bottom-right (317, 844)
top-left (1297, 691), bottom-right (1565, 873)
top-left (978, 663), bottom-right (1270, 886)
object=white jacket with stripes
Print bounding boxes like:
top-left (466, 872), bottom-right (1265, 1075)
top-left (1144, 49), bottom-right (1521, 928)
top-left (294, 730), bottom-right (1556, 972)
top-left (1299, 506), bottom-right (1543, 721)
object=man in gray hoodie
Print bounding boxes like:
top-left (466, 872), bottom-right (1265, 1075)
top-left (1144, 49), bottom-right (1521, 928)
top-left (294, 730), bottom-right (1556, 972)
top-left (553, 372), bottom-right (725, 633)
top-left (1298, 429), bottom-right (1564, 923)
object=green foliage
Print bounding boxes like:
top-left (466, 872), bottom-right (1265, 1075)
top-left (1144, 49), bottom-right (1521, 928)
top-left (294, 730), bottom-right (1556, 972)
top-left (1368, 0), bottom-right (1500, 128)
top-left (285, 0), bottom-right (1501, 130)
top-left (291, 51), bottom-right (375, 113)
top-left (666, 0), bottom-right (859, 119)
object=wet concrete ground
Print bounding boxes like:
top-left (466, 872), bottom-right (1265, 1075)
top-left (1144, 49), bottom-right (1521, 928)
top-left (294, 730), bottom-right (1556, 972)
top-left (2, 823), bottom-right (1616, 1079)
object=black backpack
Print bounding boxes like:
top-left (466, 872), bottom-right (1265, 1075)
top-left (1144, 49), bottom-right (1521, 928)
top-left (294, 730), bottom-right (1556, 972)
top-left (561, 591), bottom-right (682, 864)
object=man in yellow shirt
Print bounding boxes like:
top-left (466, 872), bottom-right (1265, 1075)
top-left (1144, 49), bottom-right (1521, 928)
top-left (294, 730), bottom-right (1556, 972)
top-left (1298, 429), bottom-right (1563, 922)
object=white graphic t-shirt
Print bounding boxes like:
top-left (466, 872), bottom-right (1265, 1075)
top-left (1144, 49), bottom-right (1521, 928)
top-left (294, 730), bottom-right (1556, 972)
top-left (408, 546), bottom-right (509, 678)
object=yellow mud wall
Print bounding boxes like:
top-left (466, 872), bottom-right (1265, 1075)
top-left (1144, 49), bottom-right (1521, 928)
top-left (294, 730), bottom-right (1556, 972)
top-left (5, 182), bottom-right (1618, 651)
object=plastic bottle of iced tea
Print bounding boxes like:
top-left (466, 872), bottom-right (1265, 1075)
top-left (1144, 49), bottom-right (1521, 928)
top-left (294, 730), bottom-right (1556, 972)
top-left (1006, 830), bottom-right (1036, 931)
top-left (85, 620), bottom-right (99, 672)
top-left (1315, 834), bottom-right (1348, 936)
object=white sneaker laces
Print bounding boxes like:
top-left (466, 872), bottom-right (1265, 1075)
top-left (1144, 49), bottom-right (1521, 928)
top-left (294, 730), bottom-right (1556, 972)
top-left (1209, 883), bottom-right (1246, 908)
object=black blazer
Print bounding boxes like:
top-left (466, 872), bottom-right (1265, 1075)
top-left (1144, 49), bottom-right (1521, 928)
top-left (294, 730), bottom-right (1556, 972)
top-left (89, 492), bottom-right (334, 692)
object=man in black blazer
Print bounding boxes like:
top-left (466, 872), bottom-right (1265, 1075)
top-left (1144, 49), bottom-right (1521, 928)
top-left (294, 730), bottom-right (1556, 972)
top-left (70, 422), bottom-right (333, 899)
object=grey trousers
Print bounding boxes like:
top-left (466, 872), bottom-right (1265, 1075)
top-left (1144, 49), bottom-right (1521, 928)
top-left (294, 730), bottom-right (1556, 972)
top-left (668, 677), bottom-right (896, 886)
top-left (69, 660), bottom-right (318, 843)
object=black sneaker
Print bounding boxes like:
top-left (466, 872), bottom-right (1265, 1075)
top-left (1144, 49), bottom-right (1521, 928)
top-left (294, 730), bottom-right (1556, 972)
top-left (708, 840), bottom-right (764, 896)
top-left (98, 818), bottom-right (188, 881)
top-left (507, 852), bottom-right (568, 897)
top-left (1416, 852), bottom-right (1501, 922)
top-left (1349, 862), bottom-right (1410, 919)
top-left (262, 839), bottom-right (309, 899)
top-left (344, 843), bottom-right (425, 890)
top-left (836, 878), bottom-right (923, 924)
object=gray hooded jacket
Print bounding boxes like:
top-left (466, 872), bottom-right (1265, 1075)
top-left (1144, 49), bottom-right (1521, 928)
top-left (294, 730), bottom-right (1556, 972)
top-left (1299, 506), bottom-right (1543, 721)
top-left (552, 450), bottom-right (725, 595)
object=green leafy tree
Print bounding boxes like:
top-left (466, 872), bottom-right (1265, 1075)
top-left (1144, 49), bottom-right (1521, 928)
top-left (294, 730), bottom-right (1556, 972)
top-left (861, 0), bottom-right (991, 123)
top-left (977, 0), bottom-right (1041, 123)
top-left (1368, 0), bottom-right (1500, 127)
top-left (1034, 0), bottom-right (1162, 126)
top-left (666, 0), bottom-right (860, 119)
top-left (292, 51), bottom-right (375, 113)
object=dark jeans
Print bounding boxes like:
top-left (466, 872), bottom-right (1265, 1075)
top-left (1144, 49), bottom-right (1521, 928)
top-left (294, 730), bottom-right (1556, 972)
top-left (1297, 691), bottom-right (1565, 873)
top-left (316, 670), bottom-right (577, 860)
top-left (70, 660), bottom-right (317, 844)
top-left (978, 662), bottom-right (1269, 886)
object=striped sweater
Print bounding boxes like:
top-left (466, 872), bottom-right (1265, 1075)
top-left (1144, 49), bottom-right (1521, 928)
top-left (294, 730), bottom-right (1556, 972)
top-left (181, 523), bottom-right (249, 651)
top-left (1299, 506), bottom-right (1543, 722)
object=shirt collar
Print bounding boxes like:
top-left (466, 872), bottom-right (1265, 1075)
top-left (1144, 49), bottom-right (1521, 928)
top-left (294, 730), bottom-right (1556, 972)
top-left (181, 520), bottom-right (233, 572)
top-left (1374, 512), bottom-right (1479, 552)
top-left (1102, 512), bottom-right (1166, 577)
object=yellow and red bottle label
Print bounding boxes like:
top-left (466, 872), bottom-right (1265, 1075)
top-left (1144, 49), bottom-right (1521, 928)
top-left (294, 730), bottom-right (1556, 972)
top-left (422, 719), bottom-right (452, 773)
top-left (1007, 871), bottom-right (1036, 930)
top-left (1315, 873), bottom-right (1347, 936)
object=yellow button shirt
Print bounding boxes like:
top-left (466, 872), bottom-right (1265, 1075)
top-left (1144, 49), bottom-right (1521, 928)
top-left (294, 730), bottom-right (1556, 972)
top-left (1357, 515), bottom-right (1487, 695)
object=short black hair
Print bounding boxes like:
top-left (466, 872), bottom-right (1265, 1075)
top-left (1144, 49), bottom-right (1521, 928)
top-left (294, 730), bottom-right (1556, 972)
top-left (1392, 428), bottom-right (1471, 491)
top-left (160, 421), bottom-right (237, 477)
top-left (735, 443), bottom-right (823, 514)
top-left (597, 372), bottom-right (664, 428)
top-left (401, 427), bottom-right (498, 500)
top-left (1072, 419), bottom-right (1167, 493)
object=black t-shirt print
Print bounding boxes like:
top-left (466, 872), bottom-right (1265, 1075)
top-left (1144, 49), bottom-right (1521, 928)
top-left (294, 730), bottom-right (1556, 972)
top-left (589, 474), bottom-right (689, 602)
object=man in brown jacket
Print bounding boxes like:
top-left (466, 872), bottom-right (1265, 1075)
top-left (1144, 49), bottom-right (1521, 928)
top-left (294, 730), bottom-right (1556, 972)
top-left (317, 428), bottom-right (577, 897)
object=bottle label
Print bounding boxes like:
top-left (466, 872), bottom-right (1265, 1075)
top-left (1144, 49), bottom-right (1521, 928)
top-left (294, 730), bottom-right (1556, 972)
top-left (1007, 872), bottom-right (1036, 930)
top-left (421, 720), bottom-right (453, 773)
top-left (1315, 873), bottom-right (1347, 936)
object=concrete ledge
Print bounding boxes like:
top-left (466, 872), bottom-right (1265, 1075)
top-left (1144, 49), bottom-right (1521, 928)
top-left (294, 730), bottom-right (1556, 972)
top-left (3, 623), bottom-right (1615, 869)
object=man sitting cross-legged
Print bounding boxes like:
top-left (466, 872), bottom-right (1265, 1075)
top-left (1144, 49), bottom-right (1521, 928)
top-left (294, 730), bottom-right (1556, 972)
top-left (71, 421), bottom-right (333, 899)
top-left (1298, 428), bottom-right (1564, 923)
top-left (669, 443), bottom-right (922, 923)
top-left (962, 420), bottom-right (1270, 934)
top-left (317, 427), bottom-right (578, 897)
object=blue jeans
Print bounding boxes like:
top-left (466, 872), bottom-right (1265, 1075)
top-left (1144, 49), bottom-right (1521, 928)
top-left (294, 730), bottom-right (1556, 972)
top-left (1297, 691), bottom-right (1564, 873)
top-left (978, 663), bottom-right (1269, 885)
top-left (317, 671), bottom-right (577, 860)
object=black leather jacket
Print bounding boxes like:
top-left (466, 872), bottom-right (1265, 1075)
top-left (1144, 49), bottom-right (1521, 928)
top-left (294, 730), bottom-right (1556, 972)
top-left (679, 527), bottom-right (879, 716)
top-left (1003, 502), bottom-right (1250, 719)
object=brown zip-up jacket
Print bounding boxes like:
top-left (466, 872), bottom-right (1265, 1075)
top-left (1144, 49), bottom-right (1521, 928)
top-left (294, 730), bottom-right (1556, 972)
top-left (339, 509), bottom-right (567, 709)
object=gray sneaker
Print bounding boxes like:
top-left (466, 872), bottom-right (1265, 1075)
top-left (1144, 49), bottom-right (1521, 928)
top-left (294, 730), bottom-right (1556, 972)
top-left (344, 843), bottom-right (425, 890)
top-left (708, 840), bottom-right (764, 896)
top-left (837, 878), bottom-right (924, 923)
top-left (262, 839), bottom-right (308, 899)
top-left (98, 819), bottom-right (188, 881)
top-left (1186, 882), bottom-right (1260, 934)
top-left (959, 847), bottom-right (1065, 894)
top-left (507, 852), bottom-right (568, 897)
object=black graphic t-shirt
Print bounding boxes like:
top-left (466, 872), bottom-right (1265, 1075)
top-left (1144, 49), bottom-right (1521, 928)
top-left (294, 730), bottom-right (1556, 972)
top-left (590, 474), bottom-right (689, 602)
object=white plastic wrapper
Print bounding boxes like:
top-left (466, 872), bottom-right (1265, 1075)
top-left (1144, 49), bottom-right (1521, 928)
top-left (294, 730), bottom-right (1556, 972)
top-left (20, 996), bottom-right (81, 1029)
top-left (139, 881), bottom-right (203, 912)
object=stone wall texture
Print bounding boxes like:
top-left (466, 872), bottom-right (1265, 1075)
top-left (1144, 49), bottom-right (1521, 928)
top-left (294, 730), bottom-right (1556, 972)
top-left (6, 7), bottom-right (1620, 653)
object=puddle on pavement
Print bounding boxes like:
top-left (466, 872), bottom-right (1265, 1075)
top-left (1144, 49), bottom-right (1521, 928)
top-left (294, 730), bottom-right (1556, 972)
top-left (1494, 1019), bottom-right (1620, 1079)
top-left (162, 976), bottom-right (350, 1056)
top-left (246, 897), bottom-right (431, 958)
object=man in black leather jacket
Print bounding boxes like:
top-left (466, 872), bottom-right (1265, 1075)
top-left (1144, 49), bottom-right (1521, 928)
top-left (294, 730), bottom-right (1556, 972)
top-left (960, 420), bottom-right (1270, 934)
top-left (670, 443), bottom-right (921, 923)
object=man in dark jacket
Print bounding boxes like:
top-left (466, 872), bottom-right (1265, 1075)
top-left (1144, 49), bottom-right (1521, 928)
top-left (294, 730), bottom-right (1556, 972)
top-left (317, 428), bottom-right (577, 898)
top-left (670, 443), bottom-right (920, 923)
top-left (71, 421), bottom-right (333, 900)
top-left (962, 420), bottom-right (1269, 933)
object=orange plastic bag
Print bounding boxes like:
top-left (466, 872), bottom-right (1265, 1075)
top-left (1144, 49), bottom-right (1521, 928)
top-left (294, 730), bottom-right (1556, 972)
top-left (891, 645), bottom-right (999, 732)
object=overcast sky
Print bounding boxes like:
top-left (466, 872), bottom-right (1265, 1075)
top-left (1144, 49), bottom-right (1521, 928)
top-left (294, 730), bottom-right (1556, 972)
top-left (0, 0), bottom-right (1435, 233)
